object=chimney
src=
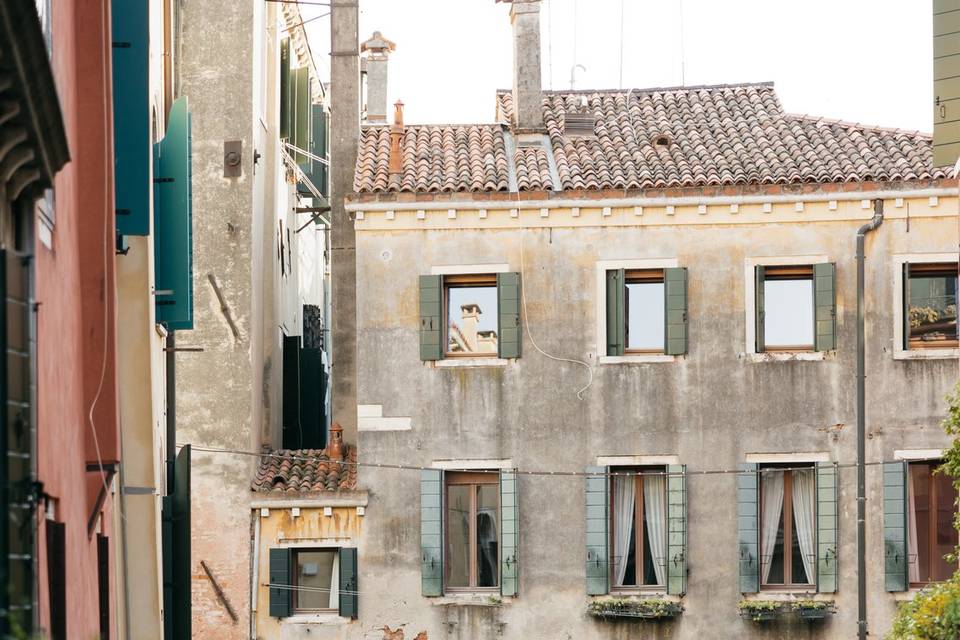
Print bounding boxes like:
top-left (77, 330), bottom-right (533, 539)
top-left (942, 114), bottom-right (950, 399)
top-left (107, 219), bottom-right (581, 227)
top-left (361, 31), bottom-right (396, 123)
top-left (389, 100), bottom-right (404, 176)
top-left (460, 304), bottom-right (481, 351)
top-left (502, 0), bottom-right (544, 131)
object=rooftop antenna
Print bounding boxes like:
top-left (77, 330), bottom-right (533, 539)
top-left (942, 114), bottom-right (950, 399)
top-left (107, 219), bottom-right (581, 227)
top-left (570, 64), bottom-right (586, 90)
top-left (547, 0), bottom-right (554, 90)
top-left (571, 0), bottom-right (579, 88)
top-left (679, 0), bottom-right (686, 85)
top-left (618, 0), bottom-right (625, 89)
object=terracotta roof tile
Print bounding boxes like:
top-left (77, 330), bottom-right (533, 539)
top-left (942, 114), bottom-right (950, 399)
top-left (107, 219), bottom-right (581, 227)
top-left (251, 446), bottom-right (358, 493)
top-left (514, 146), bottom-right (553, 191)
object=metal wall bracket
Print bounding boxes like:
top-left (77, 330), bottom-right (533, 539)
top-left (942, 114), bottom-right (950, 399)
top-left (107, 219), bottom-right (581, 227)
top-left (223, 140), bottom-right (242, 177)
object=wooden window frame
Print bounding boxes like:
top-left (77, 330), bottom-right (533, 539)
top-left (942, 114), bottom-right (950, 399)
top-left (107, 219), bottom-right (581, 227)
top-left (444, 471), bottom-right (500, 592)
top-left (443, 274), bottom-right (499, 358)
top-left (291, 548), bottom-right (338, 614)
top-left (623, 269), bottom-right (666, 355)
top-left (906, 263), bottom-right (959, 350)
top-left (609, 466), bottom-right (667, 592)
top-left (762, 265), bottom-right (815, 352)
top-left (760, 465), bottom-right (815, 590)
top-left (908, 461), bottom-right (959, 586)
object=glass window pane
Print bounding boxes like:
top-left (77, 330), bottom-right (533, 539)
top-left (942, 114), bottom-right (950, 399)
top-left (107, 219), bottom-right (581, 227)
top-left (764, 279), bottom-right (814, 347)
top-left (295, 550), bottom-right (336, 610)
top-left (447, 484), bottom-right (471, 588)
top-left (909, 275), bottom-right (958, 343)
top-left (933, 470), bottom-right (958, 581)
top-left (447, 285), bottom-right (499, 354)
top-left (626, 281), bottom-right (664, 351)
top-left (476, 484), bottom-right (499, 587)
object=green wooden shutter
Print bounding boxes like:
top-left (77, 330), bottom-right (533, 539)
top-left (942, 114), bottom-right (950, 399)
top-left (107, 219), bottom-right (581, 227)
top-left (305, 104), bottom-right (329, 201)
top-left (754, 266), bottom-right (765, 353)
top-left (605, 269), bottom-right (625, 356)
top-left (664, 268), bottom-right (688, 356)
top-left (171, 446), bottom-right (191, 638)
top-left (281, 335), bottom-right (301, 449)
top-left (111, 0), bottom-right (150, 236)
top-left (500, 470), bottom-right (519, 596)
top-left (934, 0), bottom-right (960, 167)
top-left (884, 461), bottom-right (909, 592)
top-left (292, 67), bottom-right (312, 164)
top-left (154, 97), bottom-right (193, 330)
top-left (279, 38), bottom-right (291, 139)
top-left (298, 346), bottom-right (325, 449)
top-left (903, 263), bottom-right (911, 350)
top-left (816, 462), bottom-right (838, 593)
top-left (419, 275), bottom-right (443, 361)
top-left (421, 469), bottom-right (444, 596)
top-left (738, 463), bottom-right (760, 593)
top-left (338, 548), bottom-right (358, 618)
top-left (814, 263), bottom-right (836, 351)
top-left (497, 272), bottom-right (521, 359)
top-left (585, 466), bottom-right (609, 595)
top-left (666, 464), bottom-right (687, 595)
top-left (269, 548), bottom-right (292, 617)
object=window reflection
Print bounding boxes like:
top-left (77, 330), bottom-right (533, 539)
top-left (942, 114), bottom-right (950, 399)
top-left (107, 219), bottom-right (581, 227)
top-left (908, 265), bottom-right (958, 346)
top-left (446, 284), bottom-right (498, 355)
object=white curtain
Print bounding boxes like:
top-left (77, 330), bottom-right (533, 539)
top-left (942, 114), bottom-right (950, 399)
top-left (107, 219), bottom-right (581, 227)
top-left (761, 471), bottom-right (785, 583)
top-left (613, 475), bottom-right (636, 586)
top-left (792, 469), bottom-right (816, 584)
top-left (644, 474), bottom-right (667, 586)
top-left (328, 552), bottom-right (340, 610)
top-left (908, 472), bottom-right (920, 583)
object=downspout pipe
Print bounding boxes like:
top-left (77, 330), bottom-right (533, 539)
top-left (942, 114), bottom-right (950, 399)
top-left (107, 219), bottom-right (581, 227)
top-left (856, 198), bottom-right (884, 640)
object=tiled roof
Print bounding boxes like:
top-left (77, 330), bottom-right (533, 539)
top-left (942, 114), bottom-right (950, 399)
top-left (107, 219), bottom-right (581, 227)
top-left (353, 82), bottom-right (948, 194)
top-left (251, 446), bottom-right (357, 493)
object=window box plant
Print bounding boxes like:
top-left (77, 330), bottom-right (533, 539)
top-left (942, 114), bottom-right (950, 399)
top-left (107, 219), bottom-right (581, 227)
top-left (792, 599), bottom-right (833, 621)
top-left (588, 598), bottom-right (683, 620)
top-left (737, 599), bottom-right (782, 622)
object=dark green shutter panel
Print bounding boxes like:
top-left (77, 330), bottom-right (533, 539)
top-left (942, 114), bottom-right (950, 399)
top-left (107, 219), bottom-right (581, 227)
top-left (606, 269), bottom-right (625, 356)
top-left (666, 464), bottom-right (687, 595)
top-left (111, 0), bottom-right (150, 235)
top-left (269, 548), bottom-right (292, 617)
top-left (282, 335), bottom-right (301, 449)
top-left (338, 548), bottom-right (358, 619)
top-left (305, 104), bottom-right (329, 201)
top-left (903, 263), bottom-right (911, 350)
top-left (419, 275), bottom-right (443, 361)
top-left (161, 496), bottom-right (173, 640)
top-left (754, 266), bottom-right (765, 353)
top-left (500, 470), bottom-right (519, 596)
top-left (292, 67), bottom-right (312, 164)
top-left (421, 469), bottom-right (443, 596)
top-left (497, 272), bottom-right (521, 359)
top-left (884, 461), bottom-right (909, 592)
top-left (816, 462), bottom-right (838, 593)
top-left (279, 38), bottom-right (291, 139)
top-left (738, 463), bottom-right (760, 593)
top-left (97, 534), bottom-right (110, 639)
top-left (585, 466), bottom-right (609, 595)
top-left (298, 346), bottom-right (325, 449)
top-left (934, 0), bottom-right (960, 167)
top-left (814, 263), bottom-right (836, 351)
top-left (154, 97), bottom-right (194, 330)
top-left (162, 446), bottom-right (191, 638)
top-left (664, 267), bottom-right (688, 356)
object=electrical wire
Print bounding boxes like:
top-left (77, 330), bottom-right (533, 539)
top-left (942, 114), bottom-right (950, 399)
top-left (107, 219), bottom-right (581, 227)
top-left (283, 12), bottom-right (329, 32)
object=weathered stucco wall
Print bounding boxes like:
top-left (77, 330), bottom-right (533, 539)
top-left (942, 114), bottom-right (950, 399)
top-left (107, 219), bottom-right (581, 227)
top-left (349, 195), bottom-right (959, 640)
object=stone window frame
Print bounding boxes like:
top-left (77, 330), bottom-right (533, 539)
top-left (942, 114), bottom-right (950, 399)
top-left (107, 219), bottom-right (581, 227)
top-left (892, 253), bottom-right (960, 360)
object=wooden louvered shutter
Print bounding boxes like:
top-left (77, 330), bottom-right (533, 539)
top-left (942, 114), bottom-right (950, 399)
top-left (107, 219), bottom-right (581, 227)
top-left (816, 462), bottom-right (839, 593)
top-left (814, 263), bottom-right (836, 351)
top-left (419, 275), bottom-right (443, 361)
top-left (585, 466), bottom-right (609, 595)
top-left (421, 469), bottom-right (444, 596)
top-left (664, 268), bottom-right (688, 356)
top-left (292, 67), bottom-right (312, 164)
top-left (298, 346), bottom-right (325, 449)
top-left (754, 266), bottom-right (765, 353)
top-left (666, 464), bottom-right (687, 595)
top-left (280, 38), bottom-right (291, 139)
top-left (46, 520), bottom-right (66, 640)
top-left (338, 548), bottom-right (358, 618)
top-left (500, 470), bottom-right (519, 596)
top-left (884, 461), bottom-right (909, 592)
top-left (497, 273), bottom-right (522, 359)
top-left (738, 463), bottom-right (760, 593)
top-left (903, 263), bottom-right (912, 349)
top-left (606, 270), bottom-right (625, 356)
top-left (269, 548), bottom-right (292, 617)
top-left (934, 0), bottom-right (960, 167)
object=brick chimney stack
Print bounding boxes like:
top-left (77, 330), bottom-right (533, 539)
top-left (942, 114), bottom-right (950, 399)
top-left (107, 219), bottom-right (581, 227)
top-left (388, 100), bottom-right (404, 176)
top-left (500, 0), bottom-right (544, 131)
top-left (361, 31), bottom-right (396, 123)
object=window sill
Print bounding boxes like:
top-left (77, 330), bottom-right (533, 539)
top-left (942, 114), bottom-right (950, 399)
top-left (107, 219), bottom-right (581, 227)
top-left (429, 357), bottom-right (511, 368)
top-left (594, 592), bottom-right (681, 602)
top-left (599, 354), bottom-right (678, 364)
top-left (431, 593), bottom-right (509, 606)
top-left (282, 613), bottom-right (349, 625)
top-left (743, 351), bottom-right (827, 362)
top-left (893, 348), bottom-right (960, 360)
top-left (743, 592), bottom-right (828, 602)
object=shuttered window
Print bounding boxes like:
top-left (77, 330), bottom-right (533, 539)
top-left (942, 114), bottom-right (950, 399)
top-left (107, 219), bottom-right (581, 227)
top-left (737, 463), bottom-right (760, 593)
top-left (500, 470), bottom-right (519, 596)
top-left (666, 464), bottom-right (688, 595)
top-left (934, 0), bottom-right (960, 167)
top-left (292, 67), bottom-right (312, 164)
top-left (605, 267), bottom-right (688, 356)
top-left (420, 469), bottom-right (444, 595)
top-left (269, 548), bottom-right (292, 617)
top-left (815, 463), bottom-right (838, 593)
top-left (279, 38), bottom-right (291, 139)
top-left (584, 466), bottom-right (609, 595)
top-left (903, 262), bottom-right (959, 349)
top-left (269, 547), bottom-right (358, 618)
top-left (883, 461), bottom-right (909, 592)
top-left (754, 263), bottom-right (835, 353)
top-left (339, 548), bottom-right (359, 618)
top-left (98, 534), bottom-right (110, 639)
top-left (281, 335), bottom-right (301, 449)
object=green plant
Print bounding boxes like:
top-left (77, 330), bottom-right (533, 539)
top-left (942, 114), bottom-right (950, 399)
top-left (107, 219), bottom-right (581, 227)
top-left (587, 597), bottom-right (682, 620)
top-left (737, 599), bottom-right (782, 622)
top-left (792, 599), bottom-right (830, 611)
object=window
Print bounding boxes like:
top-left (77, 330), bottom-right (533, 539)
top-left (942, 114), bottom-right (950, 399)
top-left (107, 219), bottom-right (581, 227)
top-left (292, 549), bottom-right (339, 612)
top-left (905, 263), bottom-right (958, 349)
top-left (269, 547), bottom-right (357, 618)
top-left (759, 465), bottom-right (816, 589)
top-left (445, 275), bottom-right (499, 356)
top-left (605, 267), bottom-right (687, 356)
top-left (908, 461), bottom-right (958, 585)
top-left (611, 467), bottom-right (667, 589)
top-left (446, 472), bottom-right (499, 590)
top-left (754, 263), bottom-right (835, 353)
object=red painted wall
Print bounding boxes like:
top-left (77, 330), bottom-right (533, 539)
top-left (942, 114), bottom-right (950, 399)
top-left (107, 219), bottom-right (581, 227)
top-left (35, 0), bottom-right (119, 637)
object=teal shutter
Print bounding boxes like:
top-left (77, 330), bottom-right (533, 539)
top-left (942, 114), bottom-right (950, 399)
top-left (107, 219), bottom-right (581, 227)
top-left (738, 463), bottom-right (760, 593)
top-left (338, 548), bottom-right (358, 619)
top-left (111, 0), bottom-right (150, 235)
top-left (279, 38), bottom-right (291, 139)
top-left (903, 263), bottom-right (911, 349)
top-left (292, 67), bottom-right (312, 164)
top-left (884, 461), bottom-right (909, 592)
top-left (816, 462), bottom-right (838, 593)
top-left (606, 269), bottom-right (625, 356)
top-left (497, 272), bottom-right (521, 359)
top-left (500, 470), bottom-right (519, 596)
top-left (305, 104), bottom-right (329, 200)
top-left (666, 464), bottom-right (687, 595)
top-left (585, 466), bottom-right (609, 595)
top-left (814, 263), bottom-right (836, 351)
top-left (664, 267), bottom-right (688, 356)
top-left (298, 347), bottom-right (325, 449)
top-left (419, 275), bottom-right (443, 361)
top-left (269, 548), bottom-right (292, 617)
top-left (154, 97), bottom-right (193, 330)
top-left (281, 335), bottom-right (301, 449)
top-left (754, 266), bottom-right (765, 352)
top-left (162, 445), bottom-right (191, 638)
top-left (421, 469), bottom-right (444, 596)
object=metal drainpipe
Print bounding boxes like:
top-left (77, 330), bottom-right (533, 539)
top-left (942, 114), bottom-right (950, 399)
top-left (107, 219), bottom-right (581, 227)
top-left (166, 332), bottom-right (176, 491)
top-left (856, 198), bottom-right (884, 640)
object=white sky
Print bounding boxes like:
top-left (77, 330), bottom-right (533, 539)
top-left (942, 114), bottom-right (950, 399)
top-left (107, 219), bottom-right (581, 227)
top-left (305, 0), bottom-right (934, 131)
